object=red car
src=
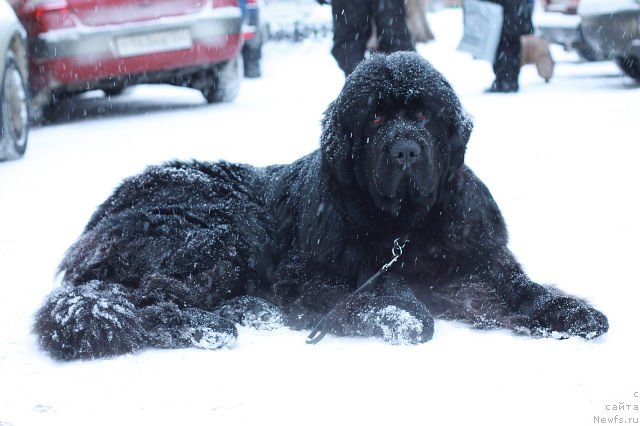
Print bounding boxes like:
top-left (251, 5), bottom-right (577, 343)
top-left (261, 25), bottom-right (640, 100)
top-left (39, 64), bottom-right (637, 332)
top-left (8, 0), bottom-right (248, 116)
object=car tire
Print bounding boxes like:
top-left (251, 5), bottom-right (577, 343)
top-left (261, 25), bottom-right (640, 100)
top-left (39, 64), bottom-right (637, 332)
top-left (103, 83), bottom-right (126, 97)
top-left (616, 56), bottom-right (640, 82)
top-left (574, 26), bottom-right (604, 62)
top-left (0, 53), bottom-right (29, 161)
top-left (202, 55), bottom-right (242, 103)
top-left (575, 42), bottom-right (602, 62)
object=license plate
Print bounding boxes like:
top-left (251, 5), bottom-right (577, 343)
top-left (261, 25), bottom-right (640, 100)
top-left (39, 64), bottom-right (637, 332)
top-left (115, 29), bottom-right (192, 58)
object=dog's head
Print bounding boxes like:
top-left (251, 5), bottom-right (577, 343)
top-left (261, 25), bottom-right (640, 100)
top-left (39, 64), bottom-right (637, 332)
top-left (320, 52), bottom-right (472, 217)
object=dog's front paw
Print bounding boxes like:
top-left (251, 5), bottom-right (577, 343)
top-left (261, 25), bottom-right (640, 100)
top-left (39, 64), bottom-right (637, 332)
top-left (361, 304), bottom-right (434, 345)
top-left (532, 296), bottom-right (608, 339)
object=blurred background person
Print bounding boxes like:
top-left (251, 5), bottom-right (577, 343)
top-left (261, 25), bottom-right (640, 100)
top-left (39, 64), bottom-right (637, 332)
top-left (240, 0), bottom-right (264, 78)
top-left (317, 0), bottom-right (415, 76)
top-left (368, 0), bottom-right (435, 50)
top-left (485, 0), bottom-right (534, 92)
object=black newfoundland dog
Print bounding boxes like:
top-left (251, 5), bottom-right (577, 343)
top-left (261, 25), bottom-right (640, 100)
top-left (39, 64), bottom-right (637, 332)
top-left (35, 52), bottom-right (608, 360)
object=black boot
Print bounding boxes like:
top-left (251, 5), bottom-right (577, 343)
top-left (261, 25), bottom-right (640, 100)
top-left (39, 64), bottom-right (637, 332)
top-left (485, 80), bottom-right (519, 93)
top-left (244, 60), bottom-right (261, 78)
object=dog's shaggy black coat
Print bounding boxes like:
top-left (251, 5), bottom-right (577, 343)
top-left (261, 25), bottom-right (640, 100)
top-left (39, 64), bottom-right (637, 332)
top-left (34, 52), bottom-right (608, 360)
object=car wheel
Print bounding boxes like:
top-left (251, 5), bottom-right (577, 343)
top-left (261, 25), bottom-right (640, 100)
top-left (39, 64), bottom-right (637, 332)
top-left (575, 42), bottom-right (603, 62)
top-left (202, 55), bottom-right (242, 103)
top-left (575, 26), bottom-right (604, 62)
top-left (616, 56), bottom-right (640, 82)
top-left (0, 53), bottom-right (29, 161)
top-left (103, 82), bottom-right (127, 97)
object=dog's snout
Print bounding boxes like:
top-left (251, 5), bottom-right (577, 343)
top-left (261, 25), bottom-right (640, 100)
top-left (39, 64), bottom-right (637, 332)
top-left (390, 140), bottom-right (421, 169)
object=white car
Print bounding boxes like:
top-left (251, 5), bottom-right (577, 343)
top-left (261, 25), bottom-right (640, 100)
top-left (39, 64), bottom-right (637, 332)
top-left (535, 0), bottom-right (604, 61)
top-left (0, 0), bottom-right (28, 161)
top-left (579, 0), bottom-right (640, 81)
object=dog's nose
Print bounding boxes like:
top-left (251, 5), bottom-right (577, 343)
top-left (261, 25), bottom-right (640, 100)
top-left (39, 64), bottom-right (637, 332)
top-left (390, 140), bottom-right (421, 169)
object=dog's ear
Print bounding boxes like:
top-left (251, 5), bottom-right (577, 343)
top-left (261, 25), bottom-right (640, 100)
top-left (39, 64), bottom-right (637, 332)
top-left (320, 100), bottom-right (354, 185)
top-left (449, 109), bottom-right (473, 171)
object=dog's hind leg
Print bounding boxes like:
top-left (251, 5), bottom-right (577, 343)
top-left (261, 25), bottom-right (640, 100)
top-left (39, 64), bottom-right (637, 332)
top-left (212, 295), bottom-right (285, 331)
top-left (141, 302), bottom-right (237, 350)
top-left (34, 279), bottom-right (239, 360)
top-left (34, 280), bottom-right (149, 360)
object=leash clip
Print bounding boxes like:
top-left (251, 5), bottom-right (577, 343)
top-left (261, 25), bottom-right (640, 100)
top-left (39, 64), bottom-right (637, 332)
top-left (382, 236), bottom-right (409, 272)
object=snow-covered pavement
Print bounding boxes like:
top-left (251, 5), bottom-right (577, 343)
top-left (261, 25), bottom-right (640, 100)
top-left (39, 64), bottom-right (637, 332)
top-left (0, 7), bottom-right (638, 426)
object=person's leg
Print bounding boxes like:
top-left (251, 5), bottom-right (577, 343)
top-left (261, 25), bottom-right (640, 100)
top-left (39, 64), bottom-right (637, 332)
top-left (242, 41), bottom-right (262, 78)
top-left (490, 33), bottom-right (522, 92)
top-left (331, 0), bottom-right (373, 75)
top-left (374, 0), bottom-right (415, 54)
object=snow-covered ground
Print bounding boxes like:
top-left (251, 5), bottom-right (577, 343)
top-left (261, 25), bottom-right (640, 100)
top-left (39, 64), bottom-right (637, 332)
top-left (1, 7), bottom-right (639, 426)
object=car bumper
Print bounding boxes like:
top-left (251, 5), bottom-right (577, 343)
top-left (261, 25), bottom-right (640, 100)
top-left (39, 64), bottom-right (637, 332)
top-left (30, 6), bottom-right (242, 91)
top-left (535, 11), bottom-right (582, 48)
top-left (537, 24), bottom-right (582, 49)
top-left (580, 10), bottom-right (640, 59)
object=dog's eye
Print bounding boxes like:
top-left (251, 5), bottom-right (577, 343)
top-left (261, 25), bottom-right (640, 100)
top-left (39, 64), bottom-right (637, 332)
top-left (372, 114), bottom-right (385, 126)
top-left (415, 112), bottom-right (429, 123)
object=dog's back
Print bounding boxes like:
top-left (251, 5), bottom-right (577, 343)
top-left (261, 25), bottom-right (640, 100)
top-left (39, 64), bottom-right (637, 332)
top-left (35, 160), bottom-right (276, 359)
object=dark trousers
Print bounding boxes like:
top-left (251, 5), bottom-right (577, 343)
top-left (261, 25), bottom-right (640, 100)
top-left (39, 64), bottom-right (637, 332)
top-left (493, 32), bottom-right (522, 87)
top-left (331, 0), bottom-right (414, 76)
